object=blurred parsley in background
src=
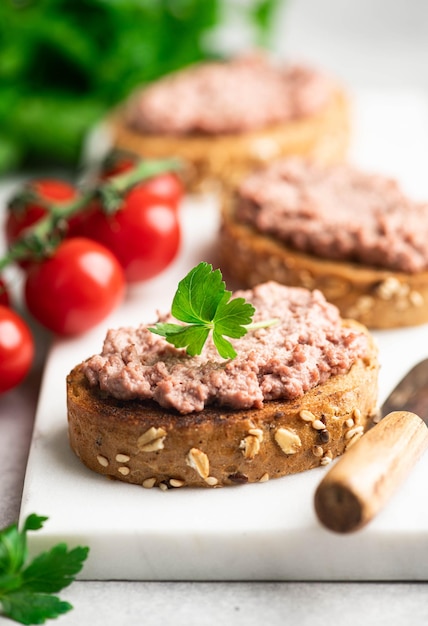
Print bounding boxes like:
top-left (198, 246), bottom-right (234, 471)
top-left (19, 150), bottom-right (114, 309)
top-left (0, 0), bottom-right (284, 175)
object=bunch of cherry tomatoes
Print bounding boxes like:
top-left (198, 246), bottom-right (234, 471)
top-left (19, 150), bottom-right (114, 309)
top-left (0, 151), bottom-right (183, 394)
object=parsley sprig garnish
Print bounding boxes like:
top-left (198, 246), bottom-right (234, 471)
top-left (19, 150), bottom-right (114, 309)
top-left (150, 262), bottom-right (277, 359)
top-left (0, 514), bottom-right (89, 625)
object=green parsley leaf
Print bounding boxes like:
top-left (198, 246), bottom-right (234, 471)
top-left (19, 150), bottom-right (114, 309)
top-left (0, 515), bottom-right (47, 580)
top-left (21, 544), bottom-right (89, 594)
top-left (151, 323), bottom-right (211, 357)
top-left (1, 591), bottom-right (72, 625)
top-left (171, 262), bottom-right (227, 324)
top-left (0, 514), bottom-right (89, 625)
top-left (150, 262), bottom-right (257, 359)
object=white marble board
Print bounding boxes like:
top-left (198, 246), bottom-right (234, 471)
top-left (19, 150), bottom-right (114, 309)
top-left (19, 91), bottom-right (428, 580)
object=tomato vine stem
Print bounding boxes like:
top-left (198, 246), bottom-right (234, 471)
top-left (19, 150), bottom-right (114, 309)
top-left (0, 157), bottom-right (182, 272)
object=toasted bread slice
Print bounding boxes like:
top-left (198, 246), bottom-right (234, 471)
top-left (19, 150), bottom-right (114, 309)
top-left (219, 194), bottom-right (428, 329)
top-left (107, 88), bottom-right (349, 193)
top-left (67, 321), bottom-right (378, 489)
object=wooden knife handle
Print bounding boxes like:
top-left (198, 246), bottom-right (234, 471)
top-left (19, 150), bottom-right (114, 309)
top-left (314, 411), bottom-right (428, 533)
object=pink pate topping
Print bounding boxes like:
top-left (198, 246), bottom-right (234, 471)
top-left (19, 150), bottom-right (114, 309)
top-left (83, 282), bottom-right (368, 414)
top-left (126, 52), bottom-right (333, 136)
top-left (236, 159), bottom-right (428, 273)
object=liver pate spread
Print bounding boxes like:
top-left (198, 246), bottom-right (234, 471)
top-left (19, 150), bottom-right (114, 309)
top-left (236, 159), bottom-right (428, 273)
top-left (82, 282), bottom-right (368, 414)
top-left (126, 53), bottom-right (332, 136)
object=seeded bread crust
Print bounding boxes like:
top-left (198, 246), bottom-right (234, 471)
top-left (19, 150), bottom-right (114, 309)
top-left (67, 322), bottom-right (378, 489)
top-left (107, 88), bottom-right (349, 193)
top-left (219, 194), bottom-right (428, 329)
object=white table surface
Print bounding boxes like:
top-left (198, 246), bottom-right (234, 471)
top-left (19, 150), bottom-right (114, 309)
top-left (3, 0), bottom-right (428, 622)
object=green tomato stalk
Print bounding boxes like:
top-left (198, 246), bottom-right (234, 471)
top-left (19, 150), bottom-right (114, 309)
top-left (0, 157), bottom-right (182, 272)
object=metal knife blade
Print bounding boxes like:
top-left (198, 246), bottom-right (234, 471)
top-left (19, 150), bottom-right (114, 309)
top-left (380, 358), bottom-right (428, 420)
top-left (314, 359), bottom-right (428, 533)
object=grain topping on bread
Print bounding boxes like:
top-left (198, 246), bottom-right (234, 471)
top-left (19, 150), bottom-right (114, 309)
top-left (126, 52), bottom-right (333, 136)
top-left (236, 159), bottom-right (428, 273)
top-left (82, 282), bottom-right (369, 414)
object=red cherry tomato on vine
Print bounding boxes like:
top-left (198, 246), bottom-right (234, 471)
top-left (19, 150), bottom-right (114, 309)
top-left (82, 181), bottom-right (181, 283)
top-left (24, 238), bottom-right (125, 335)
top-left (6, 179), bottom-right (80, 245)
top-left (100, 151), bottom-right (183, 211)
top-left (0, 305), bottom-right (34, 393)
top-left (141, 173), bottom-right (183, 211)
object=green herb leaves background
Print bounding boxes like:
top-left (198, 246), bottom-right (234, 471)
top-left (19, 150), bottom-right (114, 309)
top-left (0, 0), bottom-right (284, 175)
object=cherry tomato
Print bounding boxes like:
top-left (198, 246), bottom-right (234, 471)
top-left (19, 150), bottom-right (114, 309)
top-left (140, 172), bottom-right (183, 211)
top-left (24, 238), bottom-right (125, 335)
top-left (82, 181), bottom-right (181, 283)
top-left (6, 179), bottom-right (80, 245)
top-left (0, 305), bottom-right (34, 393)
top-left (0, 278), bottom-right (10, 306)
top-left (100, 151), bottom-right (183, 211)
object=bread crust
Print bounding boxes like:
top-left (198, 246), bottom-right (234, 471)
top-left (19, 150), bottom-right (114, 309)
top-left (108, 89), bottom-right (350, 193)
top-left (67, 322), bottom-right (378, 489)
top-left (219, 194), bottom-right (428, 329)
